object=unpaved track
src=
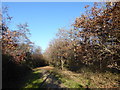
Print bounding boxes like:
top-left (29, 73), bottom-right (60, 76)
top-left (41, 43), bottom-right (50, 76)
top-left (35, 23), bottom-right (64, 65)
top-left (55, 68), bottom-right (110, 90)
top-left (33, 66), bottom-right (54, 70)
top-left (33, 66), bottom-right (63, 88)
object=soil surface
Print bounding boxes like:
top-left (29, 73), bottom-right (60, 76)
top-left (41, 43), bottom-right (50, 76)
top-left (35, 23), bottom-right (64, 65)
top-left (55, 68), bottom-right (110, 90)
top-left (33, 66), bottom-right (54, 70)
top-left (33, 66), bottom-right (63, 88)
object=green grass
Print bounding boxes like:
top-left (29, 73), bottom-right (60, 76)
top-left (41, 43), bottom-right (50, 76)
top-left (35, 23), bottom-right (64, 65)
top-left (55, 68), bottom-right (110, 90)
top-left (23, 69), bottom-right (44, 88)
top-left (21, 67), bottom-right (119, 88)
top-left (50, 68), bottom-right (119, 88)
top-left (60, 78), bottom-right (84, 88)
top-left (50, 69), bottom-right (85, 88)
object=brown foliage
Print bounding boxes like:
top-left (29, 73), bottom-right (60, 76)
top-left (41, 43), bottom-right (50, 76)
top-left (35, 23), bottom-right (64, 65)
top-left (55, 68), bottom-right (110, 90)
top-left (45, 2), bottom-right (120, 72)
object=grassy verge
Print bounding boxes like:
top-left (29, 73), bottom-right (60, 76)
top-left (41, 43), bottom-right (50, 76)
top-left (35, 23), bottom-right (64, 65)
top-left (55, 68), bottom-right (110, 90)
top-left (49, 68), bottom-right (85, 88)
top-left (22, 69), bottom-right (44, 88)
top-left (49, 68), bottom-right (119, 88)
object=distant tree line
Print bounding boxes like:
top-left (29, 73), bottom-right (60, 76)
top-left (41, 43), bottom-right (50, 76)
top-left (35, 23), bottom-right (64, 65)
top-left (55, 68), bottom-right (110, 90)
top-left (44, 2), bottom-right (120, 73)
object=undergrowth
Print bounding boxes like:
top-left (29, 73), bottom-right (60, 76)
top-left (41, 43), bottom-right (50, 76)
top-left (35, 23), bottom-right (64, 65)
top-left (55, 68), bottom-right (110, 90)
top-left (50, 68), bottom-right (119, 88)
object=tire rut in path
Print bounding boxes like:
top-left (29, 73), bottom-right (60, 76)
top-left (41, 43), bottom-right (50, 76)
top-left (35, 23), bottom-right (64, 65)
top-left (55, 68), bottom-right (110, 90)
top-left (38, 66), bottom-right (63, 88)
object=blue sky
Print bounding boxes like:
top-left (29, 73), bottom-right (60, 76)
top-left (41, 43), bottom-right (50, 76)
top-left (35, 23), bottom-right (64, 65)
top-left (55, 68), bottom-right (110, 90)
top-left (2, 2), bottom-right (93, 52)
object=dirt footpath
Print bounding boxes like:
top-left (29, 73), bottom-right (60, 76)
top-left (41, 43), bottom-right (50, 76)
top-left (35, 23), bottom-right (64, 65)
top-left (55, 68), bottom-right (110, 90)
top-left (33, 66), bottom-right (63, 88)
top-left (33, 66), bottom-right (54, 70)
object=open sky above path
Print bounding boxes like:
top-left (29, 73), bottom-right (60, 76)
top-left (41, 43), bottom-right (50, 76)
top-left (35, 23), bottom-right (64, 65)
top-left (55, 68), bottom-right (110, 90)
top-left (3, 2), bottom-right (94, 52)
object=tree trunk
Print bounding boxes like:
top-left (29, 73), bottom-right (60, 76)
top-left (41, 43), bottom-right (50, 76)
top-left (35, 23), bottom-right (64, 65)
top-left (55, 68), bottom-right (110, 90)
top-left (60, 59), bottom-right (64, 70)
